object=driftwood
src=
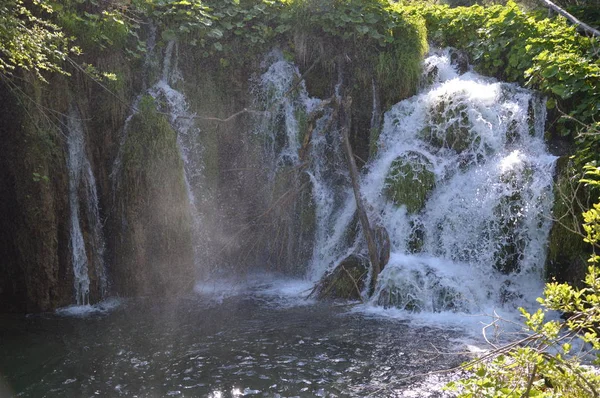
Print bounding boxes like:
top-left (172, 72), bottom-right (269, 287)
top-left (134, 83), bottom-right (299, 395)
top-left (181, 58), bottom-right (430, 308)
top-left (539, 0), bottom-right (600, 37)
top-left (339, 96), bottom-right (382, 291)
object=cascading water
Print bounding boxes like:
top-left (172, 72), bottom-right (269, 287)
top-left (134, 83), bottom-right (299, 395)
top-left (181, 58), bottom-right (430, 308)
top-left (148, 41), bottom-right (208, 270)
top-left (66, 105), bottom-right (107, 305)
top-left (253, 51), bottom-right (353, 275)
top-left (360, 49), bottom-right (556, 314)
top-left (112, 40), bottom-right (208, 272)
top-left (234, 48), bottom-right (556, 316)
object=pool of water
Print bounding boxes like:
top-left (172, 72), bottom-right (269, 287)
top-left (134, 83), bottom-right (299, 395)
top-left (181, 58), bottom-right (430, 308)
top-left (0, 279), bottom-right (469, 397)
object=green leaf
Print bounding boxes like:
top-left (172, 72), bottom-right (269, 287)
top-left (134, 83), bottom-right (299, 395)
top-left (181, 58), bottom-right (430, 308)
top-left (207, 28), bottom-right (223, 39)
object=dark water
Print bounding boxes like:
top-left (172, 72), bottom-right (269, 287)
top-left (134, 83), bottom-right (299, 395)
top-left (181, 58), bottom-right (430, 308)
top-left (0, 280), bottom-right (467, 397)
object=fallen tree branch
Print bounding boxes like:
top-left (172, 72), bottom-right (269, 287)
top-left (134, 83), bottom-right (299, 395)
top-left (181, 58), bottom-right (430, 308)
top-left (339, 95), bottom-right (381, 293)
top-left (539, 0), bottom-right (600, 37)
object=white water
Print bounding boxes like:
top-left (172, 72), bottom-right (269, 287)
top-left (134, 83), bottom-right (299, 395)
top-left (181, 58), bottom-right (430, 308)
top-left (66, 105), bottom-right (107, 305)
top-left (257, 49), bottom-right (556, 323)
top-left (364, 50), bottom-right (555, 320)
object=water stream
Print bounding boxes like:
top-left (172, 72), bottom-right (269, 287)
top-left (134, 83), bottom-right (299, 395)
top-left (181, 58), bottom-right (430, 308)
top-left (66, 105), bottom-right (107, 305)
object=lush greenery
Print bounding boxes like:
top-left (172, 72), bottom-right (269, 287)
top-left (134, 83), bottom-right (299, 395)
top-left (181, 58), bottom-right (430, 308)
top-left (0, 0), bottom-right (74, 82)
top-left (448, 166), bottom-right (600, 397)
top-left (414, 1), bottom-right (599, 165)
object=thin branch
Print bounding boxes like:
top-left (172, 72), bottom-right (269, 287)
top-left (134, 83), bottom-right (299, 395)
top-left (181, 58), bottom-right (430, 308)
top-left (341, 266), bottom-right (365, 302)
top-left (521, 364), bottom-right (537, 398)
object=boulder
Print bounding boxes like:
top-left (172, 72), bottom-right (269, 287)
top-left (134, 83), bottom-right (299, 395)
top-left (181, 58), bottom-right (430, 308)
top-left (310, 254), bottom-right (369, 300)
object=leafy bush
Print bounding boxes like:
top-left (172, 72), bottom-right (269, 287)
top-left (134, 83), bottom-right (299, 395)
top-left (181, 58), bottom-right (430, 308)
top-left (0, 0), bottom-right (74, 82)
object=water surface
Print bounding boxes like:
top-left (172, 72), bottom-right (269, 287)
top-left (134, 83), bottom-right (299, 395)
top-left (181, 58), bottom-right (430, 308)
top-left (0, 280), bottom-right (467, 397)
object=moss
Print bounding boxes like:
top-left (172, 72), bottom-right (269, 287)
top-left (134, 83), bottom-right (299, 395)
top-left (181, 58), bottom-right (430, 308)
top-left (545, 157), bottom-right (591, 287)
top-left (295, 106), bottom-right (309, 148)
top-left (369, 126), bottom-right (381, 159)
top-left (383, 152), bottom-right (436, 214)
top-left (314, 254), bottom-right (368, 300)
top-left (298, 173), bottom-right (316, 239)
top-left (421, 101), bottom-right (474, 153)
top-left (375, 12), bottom-right (428, 109)
top-left (114, 95), bottom-right (195, 297)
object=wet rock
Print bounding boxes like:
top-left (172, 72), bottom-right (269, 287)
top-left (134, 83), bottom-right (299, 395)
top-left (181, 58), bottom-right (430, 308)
top-left (310, 254), bottom-right (369, 300)
top-left (492, 158), bottom-right (533, 274)
top-left (420, 100), bottom-right (474, 154)
top-left (545, 157), bottom-right (591, 287)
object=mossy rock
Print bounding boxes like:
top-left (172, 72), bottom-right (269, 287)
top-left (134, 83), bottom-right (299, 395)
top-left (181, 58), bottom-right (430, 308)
top-left (545, 157), bottom-right (591, 287)
top-left (311, 254), bottom-right (369, 300)
top-left (493, 162), bottom-right (534, 274)
top-left (114, 95), bottom-right (195, 297)
top-left (383, 151), bottom-right (435, 214)
top-left (420, 101), bottom-right (473, 153)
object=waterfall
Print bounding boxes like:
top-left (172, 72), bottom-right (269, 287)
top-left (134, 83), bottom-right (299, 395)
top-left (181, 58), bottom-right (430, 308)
top-left (66, 105), bottom-right (107, 305)
top-left (362, 49), bottom-right (556, 313)
top-left (256, 48), bottom-right (556, 314)
top-left (148, 41), bottom-right (207, 269)
top-left (253, 51), bottom-right (351, 275)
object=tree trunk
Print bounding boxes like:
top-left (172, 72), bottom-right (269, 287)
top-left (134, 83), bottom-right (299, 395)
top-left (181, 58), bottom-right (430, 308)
top-left (339, 96), bottom-right (381, 292)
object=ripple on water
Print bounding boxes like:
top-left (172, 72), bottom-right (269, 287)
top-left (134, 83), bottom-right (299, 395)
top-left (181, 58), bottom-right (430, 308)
top-left (0, 280), bottom-right (471, 397)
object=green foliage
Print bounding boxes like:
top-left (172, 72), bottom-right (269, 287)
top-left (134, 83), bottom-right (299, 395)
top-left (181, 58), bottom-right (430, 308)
top-left (414, 1), bottom-right (600, 165)
top-left (148, 0), bottom-right (283, 58)
top-left (49, 0), bottom-right (146, 59)
top-left (0, 0), bottom-right (74, 82)
top-left (449, 167), bottom-right (600, 397)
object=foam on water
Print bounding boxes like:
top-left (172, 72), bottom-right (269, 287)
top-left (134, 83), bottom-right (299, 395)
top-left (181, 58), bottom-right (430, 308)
top-left (55, 298), bottom-right (121, 317)
top-left (195, 274), bottom-right (314, 308)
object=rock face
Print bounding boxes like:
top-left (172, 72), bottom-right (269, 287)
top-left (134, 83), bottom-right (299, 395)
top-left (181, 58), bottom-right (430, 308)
top-left (111, 97), bottom-right (195, 297)
top-left (383, 152), bottom-right (435, 214)
top-left (0, 78), bottom-right (73, 312)
top-left (545, 157), bottom-right (591, 287)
